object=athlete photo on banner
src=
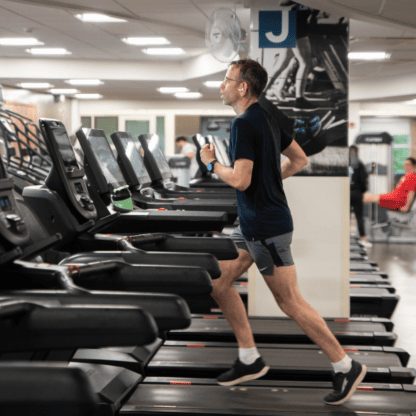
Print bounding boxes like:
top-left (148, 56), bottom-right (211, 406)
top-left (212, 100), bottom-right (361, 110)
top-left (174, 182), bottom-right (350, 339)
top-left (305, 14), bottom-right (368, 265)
top-left (254, 1), bottom-right (349, 176)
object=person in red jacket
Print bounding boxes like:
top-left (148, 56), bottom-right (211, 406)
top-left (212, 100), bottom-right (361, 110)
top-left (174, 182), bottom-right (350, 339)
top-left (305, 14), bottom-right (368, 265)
top-left (363, 157), bottom-right (416, 212)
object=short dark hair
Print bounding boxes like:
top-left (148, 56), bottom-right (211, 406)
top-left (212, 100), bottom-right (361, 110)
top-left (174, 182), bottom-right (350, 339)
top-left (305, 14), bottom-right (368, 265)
top-left (406, 157), bottom-right (416, 167)
top-left (175, 136), bottom-right (189, 143)
top-left (229, 59), bottom-right (268, 98)
top-left (349, 145), bottom-right (358, 157)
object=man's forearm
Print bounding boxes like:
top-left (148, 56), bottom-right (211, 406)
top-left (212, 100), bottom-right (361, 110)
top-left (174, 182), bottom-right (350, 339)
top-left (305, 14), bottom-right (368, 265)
top-left (212, 163), bottom-right (241, 190)
top-left (281, 158), bottom-right (307, 180)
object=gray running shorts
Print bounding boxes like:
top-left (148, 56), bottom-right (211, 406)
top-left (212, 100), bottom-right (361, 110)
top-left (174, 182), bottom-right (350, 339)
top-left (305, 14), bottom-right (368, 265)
top-left (230, 226), bottom-right (294, 275)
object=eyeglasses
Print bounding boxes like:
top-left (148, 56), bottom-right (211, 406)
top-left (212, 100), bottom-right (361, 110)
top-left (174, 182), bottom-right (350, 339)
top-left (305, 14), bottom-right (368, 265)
top-left (223, 77), bottom-right (241, 84)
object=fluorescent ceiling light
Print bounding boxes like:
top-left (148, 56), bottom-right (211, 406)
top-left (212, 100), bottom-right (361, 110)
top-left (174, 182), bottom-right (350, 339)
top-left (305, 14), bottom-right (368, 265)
top-left (204, 81), bottom-right (223, 88)
top-left (175, 92), bottom-right (202, 99)
top-left (348, 52), bottom-right (390, 60)
top-left (0, 38), bottom-right (44, 46)
top-left (49, 89), bottom-right (78, 94)
top-left (18, 83), bottom-right (53, 89)
top-left (75, 94), bottom-right (103, 99)
top-left (143, 48), bottom-right (185, 55)
top-left (75, 13), bottom-right (127, 22)
top-left (65, 79), bottom-right (103, 86)
top-left (122, 37), bottom-right (170, 45)
top-left (27, 48), bottom-right (71, 55)
top-left (158, 87), bottom-right (189, 94)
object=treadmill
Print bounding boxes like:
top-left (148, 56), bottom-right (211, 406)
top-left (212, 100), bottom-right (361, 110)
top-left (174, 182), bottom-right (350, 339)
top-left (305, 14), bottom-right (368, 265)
top-left (189, 133), bottom-right (233, 189)
top-left (2, 164), bottom-right (416, 416)
top-left (76, 127), bottom-right (238, 225)
top-left (111, 130), bottom-right (236, 199)
top-left (33, 120), bottom-right (227, 234)
top-left (1, 154), bottom-right (411, 390)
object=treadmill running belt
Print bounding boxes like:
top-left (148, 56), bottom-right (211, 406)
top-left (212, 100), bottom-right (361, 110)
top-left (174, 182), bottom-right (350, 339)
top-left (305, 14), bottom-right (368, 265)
top-left (147, 347), bottom-right (407, 382)
top-left (169, 319), bottom-right (393, 345)
top-left (122, 383), bottom-right (416, 415)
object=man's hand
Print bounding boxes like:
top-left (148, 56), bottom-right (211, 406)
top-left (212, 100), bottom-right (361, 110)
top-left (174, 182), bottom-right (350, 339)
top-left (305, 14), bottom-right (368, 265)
top-left (200, 143), bottom-right (216, 166)
top-left (400, 206), bottom-right (408, 213)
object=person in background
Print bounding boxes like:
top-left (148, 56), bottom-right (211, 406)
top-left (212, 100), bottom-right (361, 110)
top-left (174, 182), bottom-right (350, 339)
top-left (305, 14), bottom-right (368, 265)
top-left (349, 145), bottom-right (371, 248)
top-left (363, 157), bottom-right (416, 213)
top-left (175, 136), bottom-right (198, 179)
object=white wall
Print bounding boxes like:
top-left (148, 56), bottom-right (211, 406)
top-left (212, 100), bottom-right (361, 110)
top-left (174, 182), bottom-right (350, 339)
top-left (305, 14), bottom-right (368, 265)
top-left (248, 177), bottom-right (351, 318)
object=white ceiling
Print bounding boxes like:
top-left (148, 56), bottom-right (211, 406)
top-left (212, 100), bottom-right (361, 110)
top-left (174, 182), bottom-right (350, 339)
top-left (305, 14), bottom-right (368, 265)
top-left (0, 0), bottom-right (416, 101)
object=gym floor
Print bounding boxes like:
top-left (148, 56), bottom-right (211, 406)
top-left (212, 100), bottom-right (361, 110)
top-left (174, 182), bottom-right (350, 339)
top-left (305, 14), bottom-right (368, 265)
top-left (366, 243), bottom-right (416, 373)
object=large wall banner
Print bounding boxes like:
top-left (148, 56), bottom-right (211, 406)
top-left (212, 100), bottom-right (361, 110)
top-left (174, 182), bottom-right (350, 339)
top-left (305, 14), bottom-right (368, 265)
top-left (252, 2), bottom-right (349, 176)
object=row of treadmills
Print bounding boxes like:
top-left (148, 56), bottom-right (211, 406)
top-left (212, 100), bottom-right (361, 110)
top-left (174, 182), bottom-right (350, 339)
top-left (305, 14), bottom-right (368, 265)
top-left (0, 118), bottom-right (414, 416)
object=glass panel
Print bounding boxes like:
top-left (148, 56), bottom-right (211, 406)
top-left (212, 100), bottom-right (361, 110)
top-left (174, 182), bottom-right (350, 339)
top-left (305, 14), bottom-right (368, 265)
top-left (156, 116), bottom-right (165, 152)
top-left (394, 148), bottom-right (410, 174)
top-left (126, 120), bottom-right (150, 140)
top-left (95, 117), bottom-right (118, 144)
top-left (393, 135), bottom-right (409, 145)
top-left (81, 116), bottom-right (91, 129)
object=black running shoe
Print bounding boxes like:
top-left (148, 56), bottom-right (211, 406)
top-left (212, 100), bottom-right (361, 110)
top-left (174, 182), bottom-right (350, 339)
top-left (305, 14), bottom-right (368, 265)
top-left (324, 360), bottom-right (367, 405)
top-left (217, 357), bottom-right (269, 386)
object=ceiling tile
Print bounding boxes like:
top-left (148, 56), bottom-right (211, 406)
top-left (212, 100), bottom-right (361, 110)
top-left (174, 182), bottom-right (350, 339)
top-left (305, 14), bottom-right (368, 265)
top-left (382, 0), bottom-right (416, 26)
top-left (333, 0), bottom-right (383, 13)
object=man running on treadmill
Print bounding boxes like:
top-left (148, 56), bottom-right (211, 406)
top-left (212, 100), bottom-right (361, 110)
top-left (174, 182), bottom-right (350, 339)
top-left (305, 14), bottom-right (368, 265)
top-left (200, 59), bottom-right (367, 406)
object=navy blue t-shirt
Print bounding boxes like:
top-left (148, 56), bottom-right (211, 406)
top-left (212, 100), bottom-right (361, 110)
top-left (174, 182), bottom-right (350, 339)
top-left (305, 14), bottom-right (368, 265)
top-left (228, 102), bottom-right (293, 241)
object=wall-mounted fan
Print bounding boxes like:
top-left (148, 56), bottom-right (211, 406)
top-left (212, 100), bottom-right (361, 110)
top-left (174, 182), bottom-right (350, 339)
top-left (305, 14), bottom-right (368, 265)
top-left (205, 8), bottom-right (247, 63)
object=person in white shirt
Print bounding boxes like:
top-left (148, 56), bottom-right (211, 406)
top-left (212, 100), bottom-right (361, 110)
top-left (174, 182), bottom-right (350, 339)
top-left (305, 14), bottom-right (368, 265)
top-left (175, 136), bottom-right (199, 179)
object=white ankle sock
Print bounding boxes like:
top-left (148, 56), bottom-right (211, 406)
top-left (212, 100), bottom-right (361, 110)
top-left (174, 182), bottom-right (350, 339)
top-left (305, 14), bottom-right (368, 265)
top-left (239, 347), bottom-right (261, 365)
top-left (332, 355), bottom-right (352, 374)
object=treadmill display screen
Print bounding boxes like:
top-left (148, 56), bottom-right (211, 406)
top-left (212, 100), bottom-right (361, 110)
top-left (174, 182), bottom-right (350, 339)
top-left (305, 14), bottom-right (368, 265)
top-left (120, 137), bottom-right (152, 185)
top-left (196, 135), bottom-right (207, 149)
top-left (87, 134), bottom-right (126, 189)
top-left (147, 135), bottom-right (172, 181)
top-left (0, 158), bottom-right (5, 179)
top-left (54, 127), bottom-right (79, 169)
top-left (213, 136), bottom-right (231, 167)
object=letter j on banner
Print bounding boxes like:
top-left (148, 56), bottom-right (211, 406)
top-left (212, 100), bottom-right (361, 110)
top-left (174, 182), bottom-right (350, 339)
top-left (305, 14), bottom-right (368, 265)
top-left (259, 10), bottom-right (297, 48)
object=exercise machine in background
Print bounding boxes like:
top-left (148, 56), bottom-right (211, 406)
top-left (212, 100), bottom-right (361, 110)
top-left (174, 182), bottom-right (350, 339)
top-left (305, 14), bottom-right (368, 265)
top-left (355, 132), bottom-right (416, 243)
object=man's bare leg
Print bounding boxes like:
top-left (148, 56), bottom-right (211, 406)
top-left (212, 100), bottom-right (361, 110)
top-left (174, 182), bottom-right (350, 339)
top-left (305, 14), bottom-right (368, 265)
top-left (262, 264), bottom-right (345, 363)
top-left (211, 248), bottom-right (255, 348)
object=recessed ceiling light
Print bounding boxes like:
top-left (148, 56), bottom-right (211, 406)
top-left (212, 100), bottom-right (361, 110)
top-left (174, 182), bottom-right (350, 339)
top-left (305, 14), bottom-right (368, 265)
top-left (175, 92), bottom-right (202, 99)
top-left (75, 94), bottom-right (103, 99)
top-left (18, 83), bottom-right (53, 89)
top-left (75, 13), bottom-right (127, 23)
top-left (0, 38), bottom-right (44, 46)
top-left (348, 52), bottom-right (390, 60)
top-left (204, 81), bottom-right (223, 88)
top-left (49, 89), bottom-right (78, 94)
top-left (143, 48), bottom-right (185, 55)
top-left (158, 87), bottom-right (189, 94)
top-left (122, 37), bottom-right (170, 46)
top-left (65, 79), bottom-right (103, 86)
top-left (27, 48), bottom-right (71, 55)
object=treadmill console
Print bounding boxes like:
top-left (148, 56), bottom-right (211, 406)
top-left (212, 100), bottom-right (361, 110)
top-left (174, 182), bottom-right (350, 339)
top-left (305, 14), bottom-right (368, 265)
top-left (192, 134), bottom-right (209, 174)
top-left (138, 134), bottom-right (173, 183)
top-left (0, 157), bottom-right (30, 248)
top-left (110, 131), bottom-right (153, 188)
top-left (39, 119), bottom-right (96, 220)
top-left (76, 128), bottom-right (128, 195)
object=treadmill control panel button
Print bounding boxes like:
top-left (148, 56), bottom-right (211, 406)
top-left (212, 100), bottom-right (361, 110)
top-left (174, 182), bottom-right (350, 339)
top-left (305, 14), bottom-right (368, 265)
top-left (80, 196), bottom-right (95, 211)
top-left (5, 214), bottom-right (26, 234)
